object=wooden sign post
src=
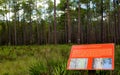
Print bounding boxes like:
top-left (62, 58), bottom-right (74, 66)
top-left (88, 70), bottom-right (96, 75)
top-left (67, 43), bottom-right (114, 74)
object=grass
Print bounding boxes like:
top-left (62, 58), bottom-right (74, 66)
top-left (0, 57), bottom-right (37, 75)
top-left (0, 45), bottom-right (120, 75)
top-left (0, 45), bottom-right (71, 75)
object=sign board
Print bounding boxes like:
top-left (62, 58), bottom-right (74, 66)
top-left (67, 43), bottom-right (114, 70)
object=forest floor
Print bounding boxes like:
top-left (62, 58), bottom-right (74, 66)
top-left (0, 45), bottom-right (120, 75)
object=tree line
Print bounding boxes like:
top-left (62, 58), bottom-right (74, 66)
top-left (0, 0), bottom-right (120, 45)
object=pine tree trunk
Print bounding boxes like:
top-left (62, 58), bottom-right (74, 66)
top-left (14, 2), bottom-right (17, 45)
top-left (116, 6), bottom-right (120, 44)
top-left (101, 0), bottom-right (104, 43)
top-left (66, 0), bottom-right (71, 43)
top-left (65, 12), bottom-right (67, 43)
top-left (37, 23), bottom-right (40, 44)
top-left (77, 0), bottom-right (81, 44)
top-left (118, 6), bottom-right (120, 44)
top-left (54, 0), bottom-right (57, 44)
top-left (113, 0), bottom-right (117, 43)
top-left (8, 2), bottom-right (11, 45)
top-left (14, 15), bottom-right (17, 45)
top-left (23, 17), bottom-right (26, 45)
top-left (86, 2), bottom-right (90, 44)
top-left (48, 24), bottom-right (51, 44)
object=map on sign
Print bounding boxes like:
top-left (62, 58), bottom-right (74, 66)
top-left (67, 43), bottom-right (114, 70)
top-left (69, 58), bottom-right (88, 69)
top-left (92, 58), bottom-right (112, 69)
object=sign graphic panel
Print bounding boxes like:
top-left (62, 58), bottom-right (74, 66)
top-left (67, 43), bottom-right (114, 70)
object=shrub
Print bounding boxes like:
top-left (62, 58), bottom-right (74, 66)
top-left (29, 62), bottom-right (47, 75)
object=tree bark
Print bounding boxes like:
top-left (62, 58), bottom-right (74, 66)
top-left (29, 10), bottom-right (33, 44)
top-left (48, 24), bottom-right (51, 44)
top-left (37, 23), bottom-right (40, 44)
top-left (77, 0), bottom-right (81, 44)
top-left (86, 1), bottom-right (90, 44)
top-left (7, 2), bottom-right (11, 45)
top-left (23, 18), bottom-right (26, 45)
top-left (116, 5), bottom-right (120, 44)
top-left (13, 1), bottom-right (17, 45)
top-left (65, 11), bottom-right (67, 43)
top-left (113, 0), bottom-right (117, 43)
top-left (101, 0), bottom-right (104, 43)
top-left (66, 0), bottom-right (71, 43)
top-left (54, 0), bottom-right (57, 44)
top-left (118, 5), bottom-right (120, 44)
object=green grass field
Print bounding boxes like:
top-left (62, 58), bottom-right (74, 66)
top-left (0, 45), bottom-right (120, 75)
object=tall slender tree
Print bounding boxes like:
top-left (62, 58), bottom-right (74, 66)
top-left (54, 0), bottom-right (57, 44)
top-left (86, 0), bottom-right (90, 43)
top-left (77, 0), bottom-right (81, 44)
top-left (113, 0), bottom-right (117, 43)
top-left (13, 0), bottom-right (17, 45)
top-left (101, 0), bottom-right (104, 43)
top-left (66, 0), bottom-right (71, 43)
top-left (8, 0), bottom-right (11, 45)
top-left (35, 0), bottom-right (40, 44)
top-left (118, 1), bottom-right (120, 44)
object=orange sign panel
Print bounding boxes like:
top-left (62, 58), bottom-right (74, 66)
top-left (67, 43), bottom-right (114, 70)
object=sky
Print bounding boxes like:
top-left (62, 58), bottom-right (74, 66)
top-left (0, 0), bottom-right (112, 21)
top-left (0, 0), bottom-right (60, 21)
top-left (52, 0), bottom-right (60, 5)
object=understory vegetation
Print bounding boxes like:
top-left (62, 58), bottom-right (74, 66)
top-left (0, 45), bottom-right (120, 75)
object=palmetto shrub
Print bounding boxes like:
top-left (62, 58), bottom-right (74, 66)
top-left (29, 60), bottom-right (81, 75)
top-left (29, 62), bottom-right (47, 75)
